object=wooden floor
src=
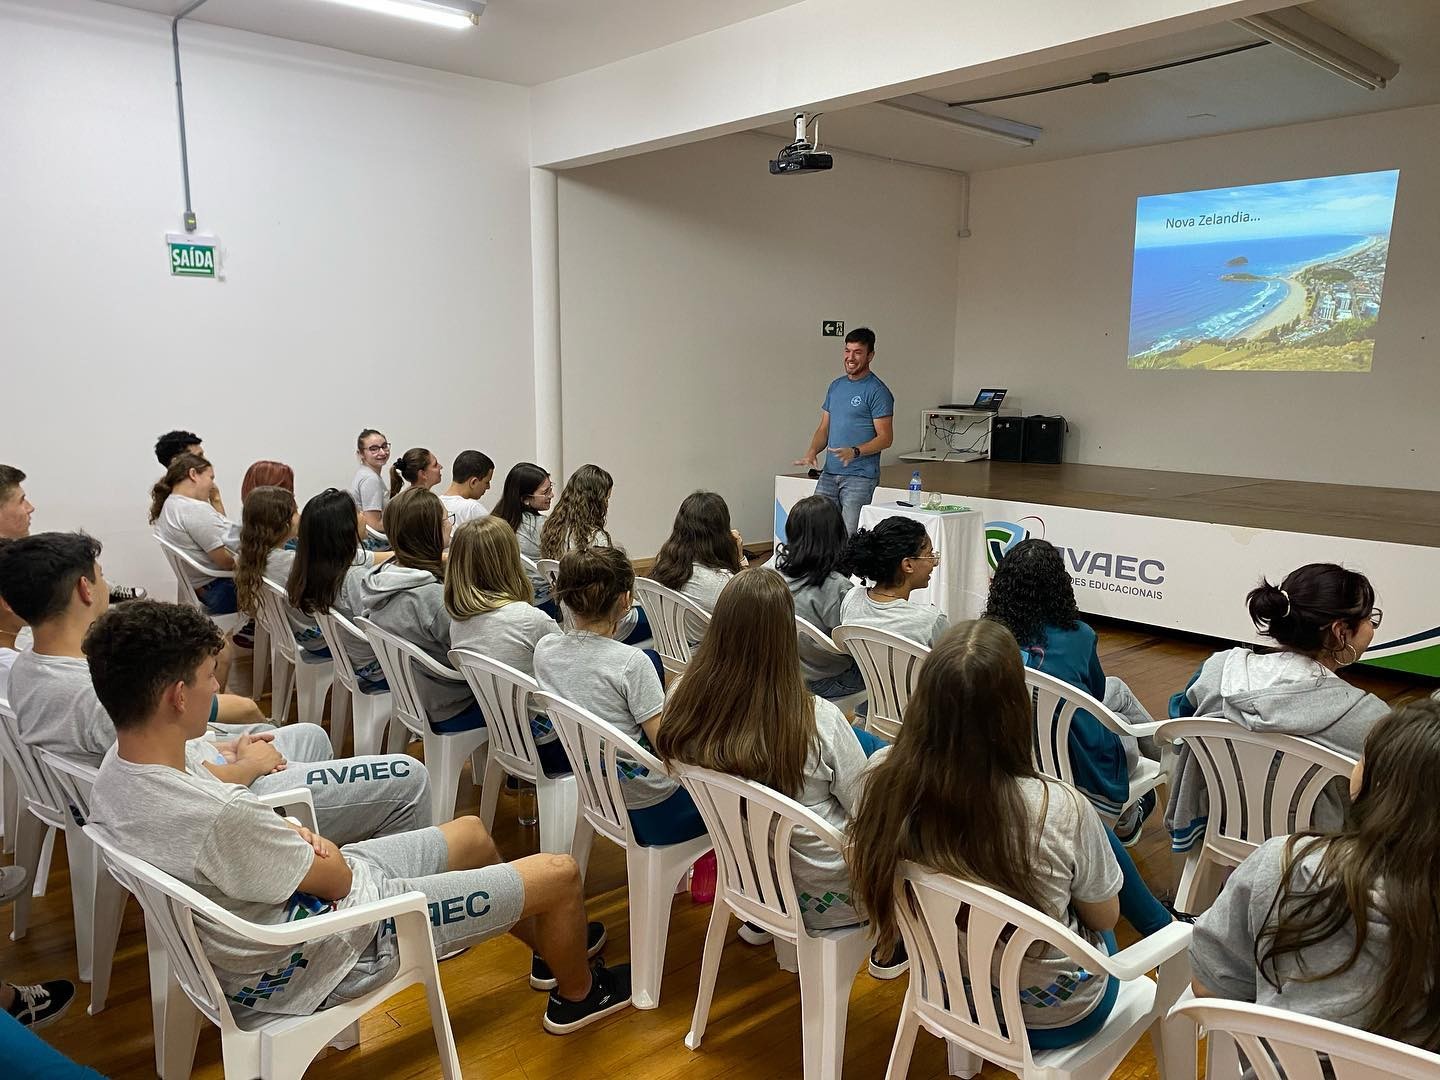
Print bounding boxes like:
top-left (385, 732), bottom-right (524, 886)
top-left (5, 622), bottom-right (1432, 1079)
top-left (865, 461), bottom-right (1440, 547)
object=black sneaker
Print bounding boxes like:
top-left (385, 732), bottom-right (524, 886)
top-left (868, 940), bottom-right (909, 980)
top-left (543, 962), bottom-right (631, 1035)
top-left (107, 583), bottom-right (148, 604)
top-left (530, 920), bottom-right (607, 989)
top-left (5, 980), bottom-right (77, 1030)
top-left (233, 619), bottom-right (256, 650)
top-left (1164, 899), bottom-right (1196, 925)
top-left (1114, 790), bottom-right (1157, 848)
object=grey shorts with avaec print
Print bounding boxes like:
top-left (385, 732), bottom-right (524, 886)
top-left (323, 827), bottom-right (525, 1005)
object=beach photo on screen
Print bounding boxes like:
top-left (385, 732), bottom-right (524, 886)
top-left (1127, 169), bottom-right (1400, 372)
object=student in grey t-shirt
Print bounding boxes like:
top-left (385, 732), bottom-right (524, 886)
top-left (535, 546), bottom-right (706, 847)
top-left (350, 428), bottom-right (392, 535)
top-left (83, 599), bottom-right (631, 1033)
top-left (149, 453), bottom-right (241, 613)
top-left (1191, 702), bottom-right (1439, 1045)
top-left (445, 516), bottom-right (568, 775)
top-left (840, 516), bottom-right (947, 647)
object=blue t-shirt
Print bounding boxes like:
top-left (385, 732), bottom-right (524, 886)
top-left (821, 372), bottom-right (894, 479)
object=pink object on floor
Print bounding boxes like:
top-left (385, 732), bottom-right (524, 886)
top-left (689, 850), bottom-right (717, 903)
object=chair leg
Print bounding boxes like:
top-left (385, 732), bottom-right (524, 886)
top-left (10, 813), bottom-right (48, 940)
top-left (796, 935), bottom-right (862, 1080)
top-left (252, 622), bottom-right (271, 701)
top-left (683, 902), bottom-right (732, 1050)
top-left (627, 847), bottom-right (684, 1010)
top-left (1, 761), bottom-right (16, 855)
top-left (296, 662), bottom-right (333, 733)
top-left (571, 819), bottom-right (596, 881)
top-left (271, 655), bottom-right (296, 726)
top-left (1174, 850), bottom-right (1204, 915)
top-left (33, 820), bottom-right (55, 896)
top-left (477, 754), bottom-right (505, 834)
top-left (88, 870), bottom-right (129, 1014)
top-left (330, 680), bottom-right (353, 756)
top-left (536, 776), bottom-right (578, 856)
top-left (946, 1040), bottom-right (982, 1078)
top-left (65, 826), bottom-right (98, 983)
top-left (884, 1005), bottom-right (922, 1080)
top-left (158, 969), bottom-right (203, 1080)
top-left (351, 692), bottom-right (382, 757)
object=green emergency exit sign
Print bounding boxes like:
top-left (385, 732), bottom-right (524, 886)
top-left (822, 320), bottom-right (845, 337)
top-left (167, 234), bottom-right (220, 278)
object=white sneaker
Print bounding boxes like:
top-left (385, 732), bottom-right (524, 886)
top-left (738, 922), bottom-right (773, 946)
top-left (0, 865), bottom-right (29, 906)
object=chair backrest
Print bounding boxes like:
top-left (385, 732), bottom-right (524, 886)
top-left (1023, 666), bottom-right (1129, 788)
top-left (794, 616), bottom-right (851, 675)
top-left (153, 534), bottom-right (231, 607)
top-left (633, 578), bottom-right (711, 676)
top-left (831, 624), bottom-right (930, 739)
top-left (315, 607), bottom-right (367, 696)
top-left (83, 823), bottom-right (237, 1033)
top-left (535, 690), bottom-right (666, 851)
top-left (535, 558), bottom-right (560, 590)
top-left (0, 698), bottom-right (70, 829)
top-left (365, 524), bottom-right (388, 545)
top-left (1171, 997), bottom-right (1440, 1080)
top-left (356, 617), bottom-right (465, 740)
top-left (36, 748), bottom-right (100, 823)
top-left (256, 579), bottom-right (299, 665)
top-left (1155, 718), bottom-right (1357, 865)
top-left (449, 648), bottom-right (542, 779)
top-left (675, 764), bottom-right (844, 943)
top-left (892, 861), bottom-right (1118, 1075)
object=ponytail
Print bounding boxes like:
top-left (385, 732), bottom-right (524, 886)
top-left (390, 447), bottom-right (434, 498)
top-left (149, 452), bottom-right (211, 524)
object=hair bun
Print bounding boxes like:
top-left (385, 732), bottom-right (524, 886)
top-left (1246, 579), bottom-right (1291, 630)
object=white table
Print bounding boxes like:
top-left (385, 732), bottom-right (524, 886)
top-left (856, 502), bottom-right (989, 621)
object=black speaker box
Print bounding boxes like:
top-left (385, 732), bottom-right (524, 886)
top-left (990, 415), bottom-right (1025, 462)
top-left (1023, 415), bottom-right (1067, 464)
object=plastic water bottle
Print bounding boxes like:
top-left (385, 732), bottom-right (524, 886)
top-left (908, 470), bottom-right (923, 505)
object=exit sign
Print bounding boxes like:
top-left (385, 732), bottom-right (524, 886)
top-left (167, 234), bottom-right (220, 278)
top-left (822, 320), bottom-right (845, 337)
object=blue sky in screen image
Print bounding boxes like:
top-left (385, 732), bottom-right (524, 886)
top-left (1134, 170), bottom-right (1400, 248)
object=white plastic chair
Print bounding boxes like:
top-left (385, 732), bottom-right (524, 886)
top-left (832, 624), bottom-right (931, 740)
top-left (1024, 667), bottom-right (1169, 829)
top-left (1155, 717), bottom-right (1358, 915)
top-left (84, 818), bottom-right (460, 1080)
top-left (0, 698), bottom-right (62, 941)
top-left (357, 617), bottom-right (489, 824)
top-left (537, 690), bottom-right (712, 1010)
top-left (533, 557), bottom-right (574, 630)
top-left (315, 608), bottom-right (403, 757)
top-left (676, 765), bottom-right (872, 1080)
top-left (633, 578), bottom-right (711, 677)
top-left (256, 580), bottom-right (335, 737)
top-left (886, 862), bottom-right (1193, 1080)
top-left (796, 617), bottom-right (869, 717)
top-left (1171, 997), bottom-right (1440, 1080)
top-left (36, 749), bottom-right (133, 1015)
top-left (153, 534), bottom-right (244, 635)
top-left (365, 524), bottom-right (388, 546)
top-left (449, 648), bottom-right (578, 856)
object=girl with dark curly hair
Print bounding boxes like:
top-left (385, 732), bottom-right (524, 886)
top-left (982, 538), bottom-right (1160, 843)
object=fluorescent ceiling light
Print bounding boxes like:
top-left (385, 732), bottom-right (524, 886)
top-left (314, 0), bottom-right (486, 30)
top-left (878, 95), bottom-right (1041, 148)
top-left (1234, 8), bottom-right (1397, 91)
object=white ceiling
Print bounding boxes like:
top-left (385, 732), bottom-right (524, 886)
top-left (754, 0), bottom-right (1440, 174)
top-left (100, 0), bottom-right (803, 85)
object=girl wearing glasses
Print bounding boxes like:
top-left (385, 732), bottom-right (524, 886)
top-left (840, 516), bottom-right (948, 647)
top-left (493, 463), bottom-right (556, 615)
top-left (351, 428), bottom-right (391, 534)
top-left (1165, 562), bottom-right (1390, 860)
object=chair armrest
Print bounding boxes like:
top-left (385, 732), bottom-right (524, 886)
top-left (208, 890), bottom-right (432, 947)
top-left (1098, 921), bottom-right (1193, 982)
top-left (1091, 712), bottom-right (1166, 741)
top-left (255, 787), bottom-right (317, 832)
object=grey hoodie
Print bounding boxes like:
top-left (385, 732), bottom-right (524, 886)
top-left (1164, 648), bottom-right (1388, 853)
top-left (354, 562), bottom-right (474, 722)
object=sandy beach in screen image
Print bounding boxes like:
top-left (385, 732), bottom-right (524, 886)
top-left (1239, 275), bottom-right (1307, 340)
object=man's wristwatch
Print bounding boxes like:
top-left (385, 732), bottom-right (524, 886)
top-left (851, 445), bottom-right (862, 459)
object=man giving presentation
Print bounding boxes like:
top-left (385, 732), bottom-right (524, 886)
top-left (795, 327), bottom-right (894, 534)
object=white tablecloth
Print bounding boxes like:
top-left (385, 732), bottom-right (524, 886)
top-left (856, 502), bottom-right (989, 621)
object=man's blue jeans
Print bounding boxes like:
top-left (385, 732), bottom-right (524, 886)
top-left (814, 470), bottom-right (879, 535)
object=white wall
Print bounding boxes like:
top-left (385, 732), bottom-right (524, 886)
top-left (953, 104), bottom-right (1440, 490)
top-left (558, 134), bottom-right (962, 555)
top-left (0, 0), bottom-right (534, 596)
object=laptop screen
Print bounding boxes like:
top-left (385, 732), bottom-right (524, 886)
top-left (973, 388), bottom-right (1008, 409)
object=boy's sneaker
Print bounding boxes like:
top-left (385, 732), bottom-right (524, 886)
top-left (107, 583), bottom-right (148, 604)
top-left (1114, 790), bottom-right (1157, 848)
top-left (233, 619), bottom-right (256, 650)
top-left (543, 962), bottom-right (632, 1035)
top-left (0, 865), bottom-right (29, 906)
top-left (4, 980), bottom-right (77, 1030)
top-left (738, 921), bottom-right (773, 946)
top-left (530, 921), bottom-right (607, 989)
top-left (868, 940), bottom-right (909, 980)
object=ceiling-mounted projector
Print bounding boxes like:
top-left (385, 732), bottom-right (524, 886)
top-left (770, 112), bottom-right (832, 175)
